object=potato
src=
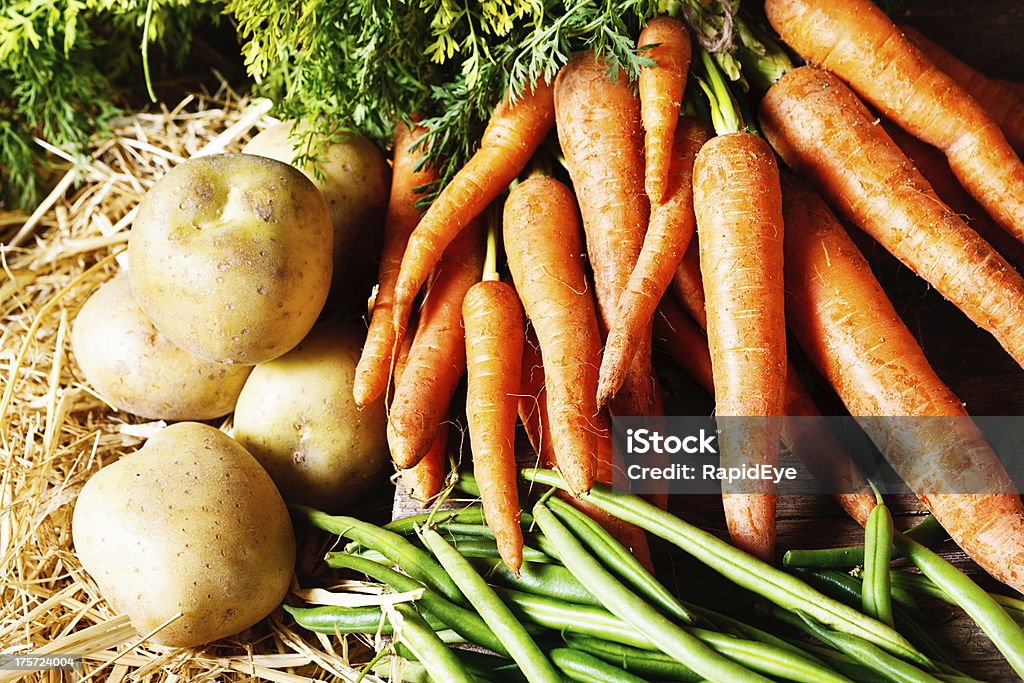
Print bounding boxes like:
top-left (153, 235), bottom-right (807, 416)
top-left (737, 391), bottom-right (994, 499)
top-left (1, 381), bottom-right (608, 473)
top-left (72, 422), bottom-right (295, 648)
top-left (233, 323), bottom-right (388, 513)
top-left (128, 153), bottom-right (332, 365)
top-left (71, 274), bottom-right (251, 420)
top-left (242, 121), bottom-right (389, 308)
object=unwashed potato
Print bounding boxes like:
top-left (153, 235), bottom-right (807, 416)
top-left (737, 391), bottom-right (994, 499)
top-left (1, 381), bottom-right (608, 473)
top-left (71, 274), bottom-right (251, 420)
top-left (233, 323), bottom-right (388, 513)
top-left (242, 121), bottom-right (389, 309)
top-left (72, 422), bottom-right (295, 648)
top-left (128, 153), bottom-right (332, 365)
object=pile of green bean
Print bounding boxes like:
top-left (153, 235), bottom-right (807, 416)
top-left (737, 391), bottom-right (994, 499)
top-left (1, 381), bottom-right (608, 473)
top-left (284, 469), bottom-right (1024, 682)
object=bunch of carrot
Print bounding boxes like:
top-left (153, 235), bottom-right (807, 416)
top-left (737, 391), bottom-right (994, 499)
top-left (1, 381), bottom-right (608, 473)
top-left (353, 0), bottom-right (1024, 595)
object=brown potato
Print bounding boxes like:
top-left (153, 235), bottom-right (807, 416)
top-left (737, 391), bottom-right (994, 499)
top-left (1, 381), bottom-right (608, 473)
top-left (233, 323), bottom-right (388, 513)
top-left (128, 153), bottom-right (332, 365)
top-left (71, 274), bottom-right (251, 420)
top-left (242, 121), bottom-right (389, 310)
top-left (72, 422), bottom-right (295, 647)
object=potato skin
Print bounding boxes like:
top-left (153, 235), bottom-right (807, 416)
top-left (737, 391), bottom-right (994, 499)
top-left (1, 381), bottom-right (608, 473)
top-left (127, 153), bottom-right (332, 365)
top-left (242, 121), bottom-right (389, 309)
top-left (71, 274), bottom-right (251, 420)
top-left (72, 422), bottom-right (295, 648)
top-left (233, 323), bottom-right (388, 513)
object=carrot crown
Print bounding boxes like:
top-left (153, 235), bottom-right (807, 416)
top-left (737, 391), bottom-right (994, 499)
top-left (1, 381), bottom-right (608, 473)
top-left (695, 47), bottom-right (757, 137)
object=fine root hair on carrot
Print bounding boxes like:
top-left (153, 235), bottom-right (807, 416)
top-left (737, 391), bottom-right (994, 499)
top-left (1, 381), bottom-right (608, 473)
top-left (462, 279), bottom-right (525, 573)
top-left (504, 176), bottom-right (601, 495)
top-left (354, 119), bottom-right (436, 407)
top-left (782, 174), bottom-right (1024, 593)
top-left (765, 0), bottom-right (1024, 245)
top-left (693, 131), bottom-right (787, 561)
top-left (598, 116), bottom-right (709, 406)
top-left (387, 219), bottom-right (485, 469)
top-left (390, 79), bottom-right (556, 341)
top-left (638, 16), bottom-right (692, 203)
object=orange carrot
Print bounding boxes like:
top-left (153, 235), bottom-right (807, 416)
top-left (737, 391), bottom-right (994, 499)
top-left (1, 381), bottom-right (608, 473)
top-left (518, 331), bottom-right (653, 568)
top-left (882, 119), bottom-right (1024, 273)
top-left (900, 24), bottom-right (1024, 154)
top-left (693, 132), bottom-right (787, 561)
top-left (388, 219), bottom-right (484, 469)
top-left (504, 177), bottom-right (600, 495)
top-left (638, 17), bottom-right (692, 202)
top-left (663, 250), bottom-right (875, 526)
top-left (462, 280), bottom-right (525, 573)
top-left (390, 81), bottom-right (555, 340)
top-left (783, 175), bottom-right (1024, 592)
top-left (555, 51), bottom-right (659, 419)
top-left (598, 117), bottom-right (710, 406)
top-left (760, 66), bottom-right (1024, 370)
top-left (354, 120), bottom-right (436, 407)
top-left (765, 0), bottom-right (1024, 244)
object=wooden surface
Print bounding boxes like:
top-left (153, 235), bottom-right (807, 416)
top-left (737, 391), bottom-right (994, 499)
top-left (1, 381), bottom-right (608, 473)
top-left (392, 5), bottom-right (1024, 680)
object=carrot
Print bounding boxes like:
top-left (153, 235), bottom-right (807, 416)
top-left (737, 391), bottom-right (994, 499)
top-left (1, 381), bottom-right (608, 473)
top-left (765, 0), bottom-right (1024, 245)
top-left (900, 24), bottom-right (1024, 154)
top-left (662, 252), bottom-right (875, 526)
top-left (782, 175), bottom-right (1024, 593)
top-left (390, 80), bottom-right (555, 340)
top-left (504, 176), bottom-right (600, 495)
top-left (693, 131), bottom-right (786, 562)
top-left (518, 330), bottom-right (653, 568)
top-left (598, 116), bottom-right (710, 406)
top-left (760, 66), bottom-right (1024, 371)
top-left (354, 120), bottom-right (437, 407)
top-left (638, 17), bottom-right (692, 202)
top-left (554, 51), bottom-right (659, 419)
top-left (462, 279), bottom-right (525, 573)
top-left (882, 119), bottom-right (1024, 273)
top-left (388, 219), bottom-right (484, 469)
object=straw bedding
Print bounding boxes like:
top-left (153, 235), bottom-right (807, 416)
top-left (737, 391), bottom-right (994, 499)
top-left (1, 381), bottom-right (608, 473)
top-left (0, 84), bottom-right (378, 682)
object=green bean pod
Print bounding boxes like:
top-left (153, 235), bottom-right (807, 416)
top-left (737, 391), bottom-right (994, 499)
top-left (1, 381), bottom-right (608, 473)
top-left (420, 528), bottom-right (562, 683)
top-left (792, 611), bottom-right (943, 683)
top-left (861, 486), bottom-right (895, 627)
top-left (292, 505), bottom-right (464, 604)
top-left (563, 635), bottom-right (702, 681)
top-left (324, 552), bottom-right (508, 655)
top-left (388, 603), bottom-right (476, 683)
top-left (371, 656), bottom-right (434, 683)
top-left (499, 588), bottom-right (652, 648)
top-left (532, 503), bottom-right (771, 682)
top-left (797, 643), bottom-right (892, 683)
top-left (683, 603), bottom-right (825, 664)
top-left (546, 496), bottom-right (697, 624)
top-left (386, 505), bottom-right (488, 534)
top-left (549, 647), bottom-right (650, 683)
top-left (783, 515), bottom-right (947, 569)
top-left (284, 603), bottom-right (441, 634)
top-left (523, 469), bottom-right (920, 661)
top-left (473, 558), bottom-right (601, 605)
top-left (895, 533), bottom-right (1024, 678)
top-left (890, 571), bottom-right (1024, 625)
top-left (454, 538), bottom-right (557, 564)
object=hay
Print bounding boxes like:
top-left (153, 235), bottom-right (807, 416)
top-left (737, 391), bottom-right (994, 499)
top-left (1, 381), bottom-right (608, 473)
top-left (0, 83), bottom-right (378, 682)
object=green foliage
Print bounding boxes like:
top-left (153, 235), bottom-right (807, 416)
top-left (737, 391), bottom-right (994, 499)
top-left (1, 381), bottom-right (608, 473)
top-left (0, 0), bottom-right (219, 211)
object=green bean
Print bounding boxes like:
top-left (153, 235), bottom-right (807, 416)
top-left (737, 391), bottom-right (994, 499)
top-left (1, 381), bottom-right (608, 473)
top-left (292, 505), bottom-right (464, 604)
top-left (791, 611), bottom-right (943, 683)
top-left (783, 515), bottom-right (947, 569)
top-left (454, 538), bottom-right (557, 564)
top-left (685, 627), bottom-right (853, 683)
top-left (862, 485), bottom-right (894, 627)
top-left (386, 505), bottom-right (488, 534)
top-left (433, 522), bottom-right (559, 559)
top-left (562, 635), bottom-right (702, 682)
top-left (895, 532), bottom-right (1024, 678)
top-left (791, 569), bottom-right (952, 668)
top-left (797, 643), bottom-right (891, 683)
top-left (792, 569), bottom-right (920, 617)
top-left (388, 603), bottom-right (475, 683)
top-left (324, 552), bottom-right (509, 656)
top-left (371, 656), bottom-right (433, 683)
top-left (546, 496), bottom-right (697, 624)
top-left (420, 528), bottom-right (562, 683)
top-left (532, 503), bottom-right (771, 683)
top-left (284, 603), bottom-right (443, 634)
top-left (498, 588), bottom-right (652, 648)
top-left (522, 469), bottom-right (920, 661)
top-left (472, 558), bottom-right (602, 606)
top-left (890, 571), bottom-right (1024, 625)
top-left (683, 603), bottom-right (825, 664)
top-left (550, 647), bottom-right (650, 683)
